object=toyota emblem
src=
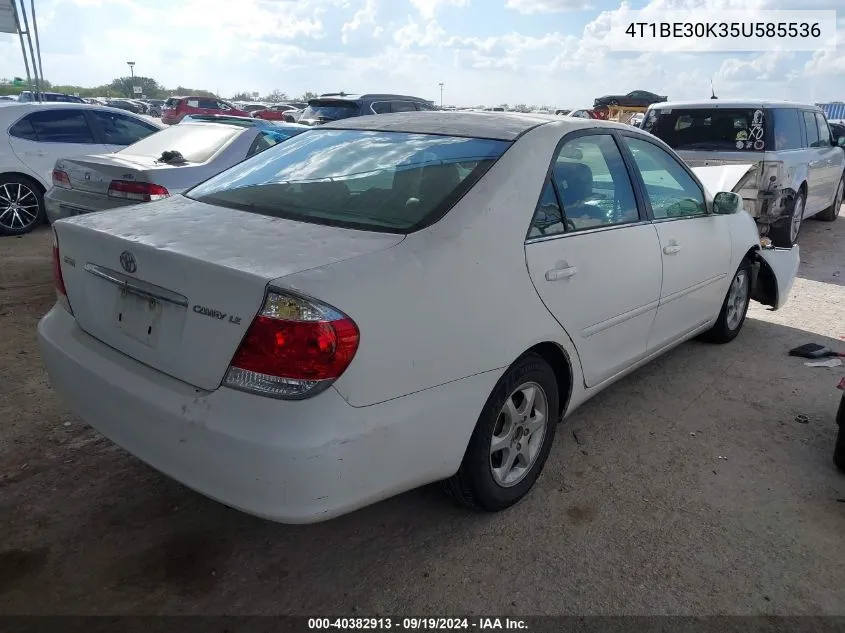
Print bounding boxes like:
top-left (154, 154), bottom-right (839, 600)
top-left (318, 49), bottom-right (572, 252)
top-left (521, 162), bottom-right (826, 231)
top-left (119, 251), bottom-right (137, 274)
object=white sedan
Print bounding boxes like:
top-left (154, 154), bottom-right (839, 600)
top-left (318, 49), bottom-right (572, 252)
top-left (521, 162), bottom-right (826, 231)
top-left (38, 112), bottom-right (799, 523)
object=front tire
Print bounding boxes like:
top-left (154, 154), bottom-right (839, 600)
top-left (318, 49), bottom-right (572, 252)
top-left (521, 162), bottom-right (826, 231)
top-left (818, 174), bottom-right (843, 223)
top-left (698, 260), bottom-right (752, 344)
top-left (769, 190), bottom-right (805, 247)
top-left (442, 353), bottom-right (559, 512)
top-left (0, 174), bottom-right (45, 236)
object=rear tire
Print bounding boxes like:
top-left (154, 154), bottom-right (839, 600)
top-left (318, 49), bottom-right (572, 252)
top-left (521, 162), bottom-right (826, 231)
top-left (698, 259), bottom-right (752, 344)
top-left (769, 190), bottom-right (805, 248)
top-left (442, 353), bottom-right (559, 512)
top-left (818, 174), bottom-right (843, 223)
top-left (835, 393), bottom-right (845, 473)
top-left (0, 174), bottom-right (45, 237)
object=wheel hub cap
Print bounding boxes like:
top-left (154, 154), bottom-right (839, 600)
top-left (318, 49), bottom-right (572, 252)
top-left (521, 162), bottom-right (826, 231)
top-left (489, 381), bottom-right (548, 488)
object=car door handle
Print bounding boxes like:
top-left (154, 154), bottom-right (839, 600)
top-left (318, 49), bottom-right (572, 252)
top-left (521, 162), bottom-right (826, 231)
top-left (663, 244), bottom-right (681, 255)
top-left (545, 266), bottom-right (578, 281)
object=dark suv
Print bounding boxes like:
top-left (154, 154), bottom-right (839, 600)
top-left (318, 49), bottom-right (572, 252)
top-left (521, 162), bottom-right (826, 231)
top-left (298, 92), bottom-right (437, 126)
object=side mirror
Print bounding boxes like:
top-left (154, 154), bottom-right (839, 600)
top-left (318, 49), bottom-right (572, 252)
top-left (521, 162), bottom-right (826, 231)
top-left (713, 191), bottom-right (743, 215)
top-left (837, 136), bottom-right (845, 148)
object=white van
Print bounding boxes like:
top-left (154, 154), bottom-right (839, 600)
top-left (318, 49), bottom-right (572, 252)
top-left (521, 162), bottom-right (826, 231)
top-left (642, 100), bottom-right (844, 246)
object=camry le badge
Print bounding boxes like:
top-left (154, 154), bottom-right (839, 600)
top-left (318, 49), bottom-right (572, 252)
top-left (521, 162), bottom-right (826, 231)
top-left (119, 251), bottom-right (137, 274)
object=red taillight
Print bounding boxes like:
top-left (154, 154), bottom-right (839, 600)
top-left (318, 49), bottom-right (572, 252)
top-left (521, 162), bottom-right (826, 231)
top-left (51, 231), bottom-right (72, 314)
top-left (224, 291), bottom-right (359, 399)
top-left (107, 180), bottom-right (170, 202)
top-left (52, 169), bottom-right (71, 189)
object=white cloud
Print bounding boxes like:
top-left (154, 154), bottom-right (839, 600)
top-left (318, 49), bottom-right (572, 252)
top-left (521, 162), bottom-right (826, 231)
top-left (505, 0), bottom-right (593, 14)
top-left (804, 28), bottom-right (845, 76)
top-left (408, 0), bottom-right (469, 21)
top-left (394, 19), bottom-right (448, 49)
top-left (718, 51), bottom-right (797, 82)
top-left (341, 0), bottom-right (383, 44)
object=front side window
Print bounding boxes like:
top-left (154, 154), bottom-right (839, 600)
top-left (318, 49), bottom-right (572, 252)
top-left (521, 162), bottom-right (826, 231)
top-left (550, 133), bottom-right (640, 231)
top-left (625, 137), bottom-right (706, 219)
top-left (187, 129), bottom-right (511, 233)
top-left (14, 110), bottom-right (95, 144)
top-left (802, 111), bottom-right (820, 147)
top-left (643, 107), bottom-right (769, 152)
top-left (772, 108), bottom-right (803, 150)
top-left (815, 113), bottom-right (832, 147)
top-left (91, 110), bottom-right (158, 145)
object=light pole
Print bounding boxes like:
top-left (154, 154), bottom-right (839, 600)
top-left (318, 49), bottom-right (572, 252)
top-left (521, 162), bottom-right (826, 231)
top-left (127, 61), bottom-right (135, 97)
top-left (439, 82), bottom-right (444, 108)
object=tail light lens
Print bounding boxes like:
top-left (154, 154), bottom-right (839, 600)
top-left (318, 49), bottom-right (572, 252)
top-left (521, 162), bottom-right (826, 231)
top-left (223, 290), bottom-right (359, 400)
top-left (52, 169), bottom-right (71, 189)
top-left (107, 180), bottom-right (170, 202)
top-left (51, 231), bottom-right (73, 314)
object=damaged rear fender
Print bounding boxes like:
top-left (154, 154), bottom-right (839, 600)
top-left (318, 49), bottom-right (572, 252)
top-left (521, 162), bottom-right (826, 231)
top-left (750, 245), bottom-right (800, 310)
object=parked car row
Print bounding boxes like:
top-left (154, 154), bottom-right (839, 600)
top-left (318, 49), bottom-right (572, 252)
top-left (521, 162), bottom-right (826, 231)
top-left (37, 111), bottom-right (801, 524)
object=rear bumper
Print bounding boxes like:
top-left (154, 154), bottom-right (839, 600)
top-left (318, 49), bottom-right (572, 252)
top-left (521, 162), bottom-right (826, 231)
top-left (45, 188), bottom-right (132, 223)
top-left (37, 306), bottom-right (496, 523)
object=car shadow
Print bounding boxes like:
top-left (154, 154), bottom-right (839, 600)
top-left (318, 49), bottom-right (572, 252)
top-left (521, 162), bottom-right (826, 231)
top-left (4, 314), bottom-right (845, 616)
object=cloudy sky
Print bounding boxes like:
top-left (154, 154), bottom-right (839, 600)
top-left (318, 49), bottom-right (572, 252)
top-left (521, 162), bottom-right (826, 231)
top-left (0, 0), bottom-right (843, 107)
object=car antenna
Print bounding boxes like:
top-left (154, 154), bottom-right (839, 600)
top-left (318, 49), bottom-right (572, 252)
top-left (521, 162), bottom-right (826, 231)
top-left (710, 79), bottom-right (718, 99)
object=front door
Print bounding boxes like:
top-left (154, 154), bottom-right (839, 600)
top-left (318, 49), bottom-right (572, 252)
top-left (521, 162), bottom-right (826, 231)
top-left (524, 132), bottom-right (662, 387)
top-left (812, 112), bottom-right (842, 212)
top-left (621, 135), bottom-right (732, 352)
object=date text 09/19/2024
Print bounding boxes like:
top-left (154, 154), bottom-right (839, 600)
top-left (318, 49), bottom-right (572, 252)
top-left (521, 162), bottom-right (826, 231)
top-left (307, 618), bottom-right (529, 630)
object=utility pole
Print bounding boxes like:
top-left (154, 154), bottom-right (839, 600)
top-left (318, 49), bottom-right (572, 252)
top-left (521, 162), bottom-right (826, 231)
top-left (439, 82), bottom-right (444, 109)
top-left (127, 61), bottom-right (135, 97)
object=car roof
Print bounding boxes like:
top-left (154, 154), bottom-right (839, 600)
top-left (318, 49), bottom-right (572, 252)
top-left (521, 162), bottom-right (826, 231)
top-left (650, 99), bottom-right (823, 111)
top-left (313, 93), bottom-right (431, 103)
top-left (320, 110), bottom-right (615, 141)
top-left (0, 102), bottom-right (163, 126)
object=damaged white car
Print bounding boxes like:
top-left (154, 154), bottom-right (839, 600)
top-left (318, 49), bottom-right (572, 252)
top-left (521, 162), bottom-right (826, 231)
top-left (38, 113), bottom-right (799, 523)
top-left (643, 100), bottom-right (844, 247)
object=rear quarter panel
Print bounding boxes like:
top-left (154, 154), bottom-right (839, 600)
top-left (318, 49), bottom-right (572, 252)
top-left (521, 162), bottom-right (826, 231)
top-left (274, 123), bottom-right (586, 408)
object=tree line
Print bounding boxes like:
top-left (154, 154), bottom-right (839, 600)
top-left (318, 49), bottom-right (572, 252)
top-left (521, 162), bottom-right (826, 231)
top-left (0, 75), bottom-right (318, 103)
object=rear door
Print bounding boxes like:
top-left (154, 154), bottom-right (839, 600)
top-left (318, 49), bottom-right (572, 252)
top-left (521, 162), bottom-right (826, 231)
top-left (7, 108), bottom-right (106, 185)
top-left (621, 134), bottom-right (731, 352)
top-left (524, 131), bottom-right (662, 387)
top-left (87, 109), bottom-right (160, 153)
top-left (801, 110), bottom-right (828, 213)
top-left (812, 112), bottom-right (842, 213)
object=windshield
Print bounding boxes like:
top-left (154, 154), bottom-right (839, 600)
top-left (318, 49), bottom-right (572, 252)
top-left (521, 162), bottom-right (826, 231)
top-left (301, 100), bottom-right (359, 121)
top-left (118, 124), bottom-right (241, 162)
top-left (186, 129), bottom-right (511, 233)
top-left (643, 107), bottom-right (770, 151)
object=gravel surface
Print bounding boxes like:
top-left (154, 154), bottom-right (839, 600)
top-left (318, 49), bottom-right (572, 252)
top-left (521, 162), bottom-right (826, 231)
top-left (1, 212), bottom-right (844, 616)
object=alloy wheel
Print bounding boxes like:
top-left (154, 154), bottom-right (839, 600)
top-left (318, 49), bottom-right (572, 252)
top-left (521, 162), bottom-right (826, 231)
top-left (789, 195), bottom-right (804, 243)
top-left (489, 381), bottom-right (548, 488)
top-left (725, 269), bottom-right (749, 331)
top-left (0, 182), bottom-right (40, 232)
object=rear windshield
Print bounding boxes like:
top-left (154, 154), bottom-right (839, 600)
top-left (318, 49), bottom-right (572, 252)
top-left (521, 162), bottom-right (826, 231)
top-left (301, 100), bottom-right (359, 121)
top-left (186, 129), bottom-right (511, 233)
top-left (643, 107), bottom-right (770, 151)
top-left (118, 124), bottom-right (241, 163)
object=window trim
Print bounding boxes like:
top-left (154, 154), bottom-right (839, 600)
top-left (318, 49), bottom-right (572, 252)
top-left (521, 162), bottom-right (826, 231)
top-left (617, 130), bottom-right (711, 223)
top-left (524, 128), bottom-right (650, 244)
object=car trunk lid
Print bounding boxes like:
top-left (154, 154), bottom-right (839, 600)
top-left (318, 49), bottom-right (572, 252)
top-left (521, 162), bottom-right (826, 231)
top-left (57, 154), bottom-right (162, 196)
top-left (54, 195), bottom-right (404, 391)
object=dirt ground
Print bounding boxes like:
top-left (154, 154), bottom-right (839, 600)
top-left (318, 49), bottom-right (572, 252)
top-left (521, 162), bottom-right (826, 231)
top-left (1, 213), bottom-right (844, 616)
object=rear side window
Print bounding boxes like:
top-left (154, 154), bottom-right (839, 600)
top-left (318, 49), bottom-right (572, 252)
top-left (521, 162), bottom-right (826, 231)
top-left (391, 101), bottom-right (417, 113)
top-left (371, 101), bottom-right (391, 114)
top-left (643, 107), bottom-right (769, 151)
top-left (771, 108), bottom-right (803, 150)
top-left (245, 129), bottom-right (300, 158)
top-left (164, 98), bottom-right (180, 108)
top-left (803, 111), bottom-right (820, 147)
top-left (417, 102), bottom-right (438, 111)
top-left (816, 113), bottom-right (832, 147)
top-left (187, 129), bottom-right (511, 233)
top-left (118, 124), bottom-right (241, 162)
top-left (9, 116), bottom-right (37, 140)
top-left (90, 110), bottom-right (158, 145)
top-left (11, 110), bottom-right (95, 143)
